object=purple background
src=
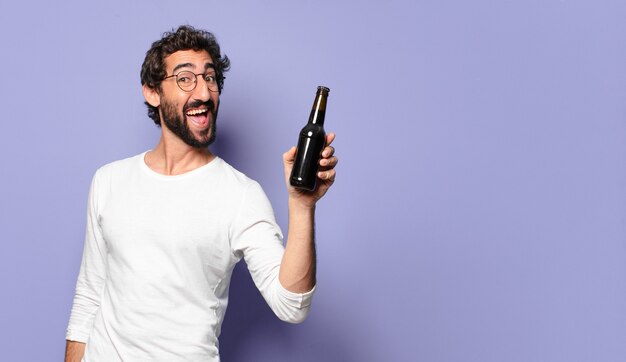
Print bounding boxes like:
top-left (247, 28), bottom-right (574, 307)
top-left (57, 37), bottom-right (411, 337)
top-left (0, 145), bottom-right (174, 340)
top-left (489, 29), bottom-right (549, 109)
top-left (1, 1), bottom-right (625, 361)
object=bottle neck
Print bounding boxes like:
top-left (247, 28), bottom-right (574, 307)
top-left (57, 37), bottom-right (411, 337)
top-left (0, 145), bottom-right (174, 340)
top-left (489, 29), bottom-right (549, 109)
top-left (308, 88), bottom-right (329, 126)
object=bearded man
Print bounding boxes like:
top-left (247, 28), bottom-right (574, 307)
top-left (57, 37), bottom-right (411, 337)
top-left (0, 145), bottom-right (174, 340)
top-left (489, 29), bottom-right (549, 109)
top-left (65, 25), bottom-right (337, 362)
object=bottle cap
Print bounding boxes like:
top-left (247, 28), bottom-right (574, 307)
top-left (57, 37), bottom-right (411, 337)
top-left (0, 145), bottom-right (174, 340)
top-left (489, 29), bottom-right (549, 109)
top-left (317, 86), bottom-right (330, 94)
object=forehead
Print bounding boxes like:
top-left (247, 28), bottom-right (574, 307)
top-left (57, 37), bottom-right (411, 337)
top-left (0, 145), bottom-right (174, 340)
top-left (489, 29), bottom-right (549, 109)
top-left (164, 50), bottom-right (214, 72)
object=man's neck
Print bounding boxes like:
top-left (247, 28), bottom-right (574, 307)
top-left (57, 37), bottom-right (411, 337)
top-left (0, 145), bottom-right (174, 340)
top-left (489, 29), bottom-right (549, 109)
top-left (145, 132), bottom-right (215, 176)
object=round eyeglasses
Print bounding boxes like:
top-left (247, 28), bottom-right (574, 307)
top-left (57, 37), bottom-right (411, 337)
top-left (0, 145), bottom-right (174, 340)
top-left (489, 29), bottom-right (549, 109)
top-left (162, 71), bottom-right (220, 93)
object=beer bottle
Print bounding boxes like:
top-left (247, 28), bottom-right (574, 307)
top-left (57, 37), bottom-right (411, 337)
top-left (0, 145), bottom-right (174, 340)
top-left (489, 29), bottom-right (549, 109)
top-left (290, 86), bottom-right (330, 191)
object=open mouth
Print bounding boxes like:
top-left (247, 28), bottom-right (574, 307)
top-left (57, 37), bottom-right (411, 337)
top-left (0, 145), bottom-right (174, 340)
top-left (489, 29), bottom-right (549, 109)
top-left (185, 107), bottom-right (210, 128)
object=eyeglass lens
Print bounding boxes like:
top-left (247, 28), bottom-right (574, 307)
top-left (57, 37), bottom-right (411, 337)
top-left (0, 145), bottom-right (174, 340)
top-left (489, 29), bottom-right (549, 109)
top-left (176, 71), bottom-right (218, 92)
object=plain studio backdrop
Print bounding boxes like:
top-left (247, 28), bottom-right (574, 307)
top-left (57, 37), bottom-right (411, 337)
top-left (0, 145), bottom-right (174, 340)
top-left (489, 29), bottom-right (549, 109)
top-left (1, 1), bottom-right (625, 361)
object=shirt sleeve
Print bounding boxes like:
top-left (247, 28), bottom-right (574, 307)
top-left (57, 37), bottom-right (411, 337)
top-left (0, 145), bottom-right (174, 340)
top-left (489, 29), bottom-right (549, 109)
top-left (66, 169), bottom-right (109, 342)
top-left (230, 181), bottom-right (315, 324)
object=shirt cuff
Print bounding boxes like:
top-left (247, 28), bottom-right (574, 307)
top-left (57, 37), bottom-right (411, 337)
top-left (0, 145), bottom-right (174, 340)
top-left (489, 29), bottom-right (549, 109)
top-left (277, 283), bottom-right (316, 309)
top-left (66, 328), bottom-right (90, 344)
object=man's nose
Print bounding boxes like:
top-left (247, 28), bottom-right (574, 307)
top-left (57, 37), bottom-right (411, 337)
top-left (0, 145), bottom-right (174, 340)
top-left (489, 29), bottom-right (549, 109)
top-left (192, 76), bottom-right (211, 101)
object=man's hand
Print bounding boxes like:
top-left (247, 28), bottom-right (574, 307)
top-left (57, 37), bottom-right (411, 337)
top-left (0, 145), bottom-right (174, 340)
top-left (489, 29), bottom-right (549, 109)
top-left (283, 132), bottom-right (338, 207)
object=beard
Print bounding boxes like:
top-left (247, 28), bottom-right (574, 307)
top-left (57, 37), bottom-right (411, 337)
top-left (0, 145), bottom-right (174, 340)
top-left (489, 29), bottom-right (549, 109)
top-left (160, 98), bottom-right (218, 148)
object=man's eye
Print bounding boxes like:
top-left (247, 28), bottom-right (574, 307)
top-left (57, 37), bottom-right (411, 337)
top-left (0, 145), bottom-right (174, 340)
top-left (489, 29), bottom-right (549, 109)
top-left (204, 75), bottom-right (216, 83)
top-left (178, 77), bottom-right (192, 84)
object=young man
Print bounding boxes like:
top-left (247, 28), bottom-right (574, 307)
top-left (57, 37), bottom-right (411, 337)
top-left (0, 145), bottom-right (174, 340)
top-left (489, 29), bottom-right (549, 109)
top-left (65, 25), bottom-right (337, 362)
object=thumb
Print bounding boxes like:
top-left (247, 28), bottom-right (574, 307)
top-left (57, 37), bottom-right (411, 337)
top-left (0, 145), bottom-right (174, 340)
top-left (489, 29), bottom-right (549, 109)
top-left (283, 146), bottom-right (297, 164)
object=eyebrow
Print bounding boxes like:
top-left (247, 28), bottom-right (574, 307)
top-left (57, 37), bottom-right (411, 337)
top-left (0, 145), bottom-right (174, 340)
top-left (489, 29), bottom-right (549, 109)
top-left (172, 62), bottom-right (216, 74)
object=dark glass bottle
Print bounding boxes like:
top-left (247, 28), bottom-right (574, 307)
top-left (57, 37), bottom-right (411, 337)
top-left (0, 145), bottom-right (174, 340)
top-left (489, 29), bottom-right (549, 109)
top-left (290, 86), bottom-right (330, 191)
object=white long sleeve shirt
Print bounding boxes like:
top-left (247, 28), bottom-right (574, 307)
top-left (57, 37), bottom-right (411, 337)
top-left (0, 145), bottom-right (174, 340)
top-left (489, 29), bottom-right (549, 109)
top-left (66, 152), bottom-right (314, 361)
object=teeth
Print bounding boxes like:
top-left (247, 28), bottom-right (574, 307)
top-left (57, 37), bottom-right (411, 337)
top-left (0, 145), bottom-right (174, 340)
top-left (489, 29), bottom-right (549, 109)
top-left (186, 108), bottom-right (207, 116)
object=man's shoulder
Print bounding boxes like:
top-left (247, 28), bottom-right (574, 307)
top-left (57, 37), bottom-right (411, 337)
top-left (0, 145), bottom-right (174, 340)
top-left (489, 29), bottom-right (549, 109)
top-left (93, 152), bottom-right (144, 178)
top-left (215, 158), bottom-right (260, 190)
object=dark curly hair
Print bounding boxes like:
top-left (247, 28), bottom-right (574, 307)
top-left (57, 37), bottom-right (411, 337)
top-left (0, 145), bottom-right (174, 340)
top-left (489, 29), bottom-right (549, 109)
top-left (140, 25), bottom-right (230, 126)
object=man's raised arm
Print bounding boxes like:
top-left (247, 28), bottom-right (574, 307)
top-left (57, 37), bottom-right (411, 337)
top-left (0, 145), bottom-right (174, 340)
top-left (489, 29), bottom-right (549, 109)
top-left (279, 133), bottom-right (338, 293)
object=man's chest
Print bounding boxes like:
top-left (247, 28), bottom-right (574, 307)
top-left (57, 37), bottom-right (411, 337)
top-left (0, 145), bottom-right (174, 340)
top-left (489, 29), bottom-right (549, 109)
top-left (98, 181), bottom-right (238, 274)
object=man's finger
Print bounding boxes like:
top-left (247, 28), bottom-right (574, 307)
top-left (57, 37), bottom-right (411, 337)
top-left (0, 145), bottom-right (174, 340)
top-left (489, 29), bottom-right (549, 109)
top-left (319, 156), bottom-right (338, 168)
top-left (322, 146), bottom-right (335, 158)
top-left (317, 169), bottom-right (336, 181)
top-left (325, 133), bottom-right (336, 147)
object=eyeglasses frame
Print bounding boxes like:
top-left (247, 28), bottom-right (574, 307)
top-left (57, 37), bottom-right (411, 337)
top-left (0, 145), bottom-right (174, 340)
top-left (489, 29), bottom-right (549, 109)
top-left (161, 71), bottom-right (222, 93)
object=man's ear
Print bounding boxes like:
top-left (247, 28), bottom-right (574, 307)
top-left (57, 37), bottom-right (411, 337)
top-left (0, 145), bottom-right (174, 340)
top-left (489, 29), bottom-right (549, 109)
top-left (143, 84), bottom-right (161, 107)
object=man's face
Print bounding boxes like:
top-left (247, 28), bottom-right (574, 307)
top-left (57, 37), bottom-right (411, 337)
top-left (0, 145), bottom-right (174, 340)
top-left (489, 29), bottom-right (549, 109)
top-left (158, 50), bottom-right (220, 148)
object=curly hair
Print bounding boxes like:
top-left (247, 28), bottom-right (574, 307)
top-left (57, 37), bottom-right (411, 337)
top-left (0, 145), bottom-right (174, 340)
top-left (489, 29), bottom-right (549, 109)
top-left (140, 25), bottom-right (231, 126)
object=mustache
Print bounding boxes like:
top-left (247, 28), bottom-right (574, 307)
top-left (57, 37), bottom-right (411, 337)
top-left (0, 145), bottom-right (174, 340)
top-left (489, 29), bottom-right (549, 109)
top-left (184, 99), bottom-right (216, 113)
